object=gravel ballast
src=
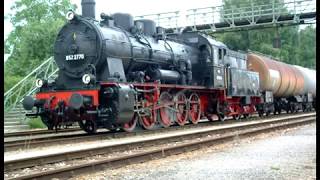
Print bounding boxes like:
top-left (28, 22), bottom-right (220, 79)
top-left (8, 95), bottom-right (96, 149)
top-left (72, 122), bottom-right (316, 180)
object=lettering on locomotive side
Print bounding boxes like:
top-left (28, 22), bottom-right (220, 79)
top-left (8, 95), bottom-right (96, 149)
top-left (65, 54), bottom-right (85, 61)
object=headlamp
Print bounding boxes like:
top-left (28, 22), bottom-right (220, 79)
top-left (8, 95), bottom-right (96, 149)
top-left (35, 79), bottom-right (44, 88)
top-left (82, 74), bottom-right (91, 84)
top-left (66, 11), bottom-right (75, 21)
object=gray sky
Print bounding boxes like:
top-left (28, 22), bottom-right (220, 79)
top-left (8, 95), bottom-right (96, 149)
top-left (4, 1), bottom-right (15, 43)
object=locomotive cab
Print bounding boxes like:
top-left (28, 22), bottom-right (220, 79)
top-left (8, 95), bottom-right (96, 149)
top-left (179, 32), bottom-right (226, 88)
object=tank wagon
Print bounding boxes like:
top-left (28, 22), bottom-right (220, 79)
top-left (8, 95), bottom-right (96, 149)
top-left (248, 53), bottom-right (316, 115)
top-left (22, 0), bottom-right (316, 133)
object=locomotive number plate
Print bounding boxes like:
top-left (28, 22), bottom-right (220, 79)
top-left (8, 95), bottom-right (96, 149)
top-left (66, 54), bottom-right (85, 61)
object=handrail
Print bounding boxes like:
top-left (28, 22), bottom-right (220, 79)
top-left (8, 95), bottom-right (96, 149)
top-left (134, 0), bottom-right (315, 31)
top-left (4, 57), bottom-right (53, 96)
top-left (4, 56), bottom-right (58, 112)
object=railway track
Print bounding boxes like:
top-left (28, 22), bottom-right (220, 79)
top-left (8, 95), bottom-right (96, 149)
top-left (4, 112), bottom-right (300, 151)
top-left (4, 113), bottom-right (315, 180)
top-left (4, 127), bottom-right (81, 138)
top-left (4, 117), bottom-right (232, 151)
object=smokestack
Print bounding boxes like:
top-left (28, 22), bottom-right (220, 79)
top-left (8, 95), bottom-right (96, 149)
top-left (81, 0), bottom-right (96, 19)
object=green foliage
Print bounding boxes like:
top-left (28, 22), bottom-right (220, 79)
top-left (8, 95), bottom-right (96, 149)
top-left (215, 0), bottom-right (316, 68)
top-left (4, 0), bottom-right (76, 91)
top-left (4, 75), bottom-right (22, 92)
top-left (27, 118), bottom-right (47, 129)
top-left (296, 26), bottom-right (316, 68)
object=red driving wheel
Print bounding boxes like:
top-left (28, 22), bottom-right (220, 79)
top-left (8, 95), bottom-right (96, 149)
top-left (159, 92), bottom-right (174, 128)
top-left (122, 113), bottom-right (138, 132)
top-left (188, 93), bottom-right (201, 124)
top-left (174, 92), bottom-right (188, 126)
top-left (139, 94), bottom-right (156, 130)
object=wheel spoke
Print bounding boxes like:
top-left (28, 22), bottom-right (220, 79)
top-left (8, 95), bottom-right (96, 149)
top-left (159, 92), bottom-right (174, 128)
top-left (188, 93), bottom-right (201, 124)
top-left (82, 120), bottom-right (97, 134)
top-left (122, 113), bottom-right (138, 132)
top-left (139, 94), bottom-right (157, 130)
top-left (174, 92), bottom-right (188, 126)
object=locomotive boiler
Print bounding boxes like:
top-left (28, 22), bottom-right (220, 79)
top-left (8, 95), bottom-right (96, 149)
top-left (54, 11), bottom-right (199, 90)
top-left (22, 0), bottom-right (315, 133)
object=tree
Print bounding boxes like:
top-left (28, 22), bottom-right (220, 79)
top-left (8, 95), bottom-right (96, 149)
top-left (4, 0), bottom-right (76, 91)
top-left (296, 26), bottom-right (316, 68)
top-left (214, 0), bottom-right (316, 68)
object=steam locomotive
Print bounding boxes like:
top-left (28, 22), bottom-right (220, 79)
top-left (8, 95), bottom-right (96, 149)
top-left (22, 0), bottom-right (316, 133)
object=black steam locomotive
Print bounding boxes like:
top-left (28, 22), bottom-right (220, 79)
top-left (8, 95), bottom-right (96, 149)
top-left (23, 0), bottom-right (315, 133)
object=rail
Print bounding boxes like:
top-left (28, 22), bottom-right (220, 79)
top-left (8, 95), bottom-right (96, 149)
top-left (4, 113), bottom-right (315, 179)
top-left (4, 111), bottom-right (311, 151)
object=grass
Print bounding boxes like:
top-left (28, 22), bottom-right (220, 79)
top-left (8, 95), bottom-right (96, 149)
top-left (27, 118), bottom-right (47, 129)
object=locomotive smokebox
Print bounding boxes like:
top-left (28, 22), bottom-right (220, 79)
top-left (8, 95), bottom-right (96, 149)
top-left (81, 0), bottom-right (96, 19)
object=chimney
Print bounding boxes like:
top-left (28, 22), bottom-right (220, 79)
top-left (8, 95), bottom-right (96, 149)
top-left (81, 0), bottom-right (96, 19)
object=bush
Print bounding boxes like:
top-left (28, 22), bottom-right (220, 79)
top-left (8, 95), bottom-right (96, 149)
top-left (4, 74), bottom-right (22, 92)
top-left (27, 118), bottom-right (47, 129)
